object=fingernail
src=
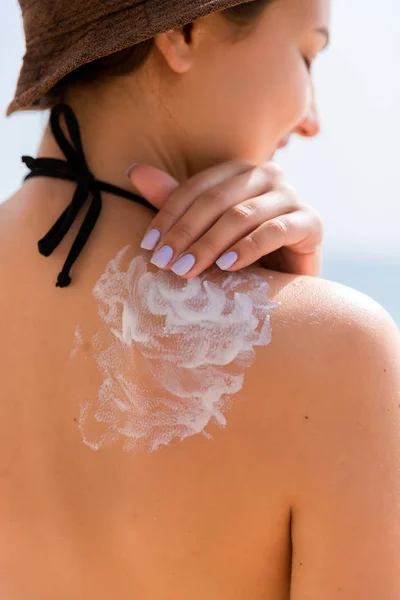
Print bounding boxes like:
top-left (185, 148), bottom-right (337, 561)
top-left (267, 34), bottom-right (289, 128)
top-left (126, 162), bottom-right (138, 179)
top-left (170, 254), bottom-right (196, 276)
top-left (216, 251), bottom-right (238, 270)
top-left (151, 245), bottom-right (174, 268)
top-left (141, 228), bottom-right (161, 250)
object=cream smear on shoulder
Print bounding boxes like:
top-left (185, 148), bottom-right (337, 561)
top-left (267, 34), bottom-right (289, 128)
top-left (77, 246), bottom-right (280, 453)
top-left (70, 325), bottom-right (84, 359)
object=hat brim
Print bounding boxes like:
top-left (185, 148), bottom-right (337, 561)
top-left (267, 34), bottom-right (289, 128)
top-left (7, 0), bottom-right (251, 116)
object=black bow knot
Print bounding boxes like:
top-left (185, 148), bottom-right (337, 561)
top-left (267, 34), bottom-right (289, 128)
top-left (21, 103), bottom-right (154, 288)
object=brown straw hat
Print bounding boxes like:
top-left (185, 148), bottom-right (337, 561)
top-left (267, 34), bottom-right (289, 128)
top-left (7, 0), bottom-right (250, 117)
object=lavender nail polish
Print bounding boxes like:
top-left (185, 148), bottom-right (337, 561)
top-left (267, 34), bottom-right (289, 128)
top-left (151, 245), bottom-right (174, 268)
top-left (141, 228), bottom-right (161, 250)
top-left (216, 251), bottom-right (238, 270)
top-left (170, 254), bottom-right (196, 276)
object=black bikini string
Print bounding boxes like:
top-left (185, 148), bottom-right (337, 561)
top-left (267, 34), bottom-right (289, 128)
top-left (22, 103), bottom-right (154, 288)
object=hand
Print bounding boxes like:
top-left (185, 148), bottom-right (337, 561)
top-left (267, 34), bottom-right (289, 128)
top-left (128, 159), bottom-right (324, 278)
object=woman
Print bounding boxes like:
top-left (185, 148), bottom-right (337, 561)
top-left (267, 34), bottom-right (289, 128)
top-left (1, 0), bottom-right (399, 597)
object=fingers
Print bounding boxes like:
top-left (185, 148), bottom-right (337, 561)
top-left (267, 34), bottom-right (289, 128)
top-left (151, 166), bottom-right (286, 256)
top-left (166, 189), bottom-right (297, 277)
top-left (132, 156), bottom-right (314, 279)
top-left (222, 206), bottom-right (324, 273)
top-left (172, 204), bottom-right (322, 278)
top-left (132, 155), bottom-right (324, 279)
top-left (138, 159), bottom-right (272, 252)
top-left (261, 161), bottom-right (286, 186)
top-left (128, 164), bottom-right (181, 208)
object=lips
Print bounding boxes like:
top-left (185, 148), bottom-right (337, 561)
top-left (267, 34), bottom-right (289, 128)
top-left (277, 136), bottom-right (290, 149)
top-left (267, 136), bottom-right (290, 161)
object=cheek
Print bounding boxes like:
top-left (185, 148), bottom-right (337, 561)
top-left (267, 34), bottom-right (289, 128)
top-left (220, 55), bottom-right (311, 153)
top-left (184, 46), bottom-right (311, 158)
top-left (261, 57), bottom-right (311, 138)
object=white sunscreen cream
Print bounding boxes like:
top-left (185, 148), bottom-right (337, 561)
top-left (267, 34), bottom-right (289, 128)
top-left (77, 246), bottom-right (280, 453)
top-left (70, 325), bottom-right (84, 359)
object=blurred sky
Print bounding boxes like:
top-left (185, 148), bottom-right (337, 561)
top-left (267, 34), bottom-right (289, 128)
top-left (0, 0), bottom-right (399, 264)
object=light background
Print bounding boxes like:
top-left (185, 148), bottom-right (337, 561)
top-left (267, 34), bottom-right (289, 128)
top-left (0, 0), bottom-right (399, 323)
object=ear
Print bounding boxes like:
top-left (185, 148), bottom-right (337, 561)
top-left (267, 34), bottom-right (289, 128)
top-left (153, 27), bottom-right (195, 74)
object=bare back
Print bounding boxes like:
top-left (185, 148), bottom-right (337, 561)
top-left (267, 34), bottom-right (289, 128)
top-left (0, 181), bottom-right (297, 600)
top-left (1, 180), bottom-right (400, 599)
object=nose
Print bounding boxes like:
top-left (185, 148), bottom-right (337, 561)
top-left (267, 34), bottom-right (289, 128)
top-left (293, 89), bottom-right (321, 138)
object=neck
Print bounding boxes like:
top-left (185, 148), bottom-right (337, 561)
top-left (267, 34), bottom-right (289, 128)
top-left (21, 75), bottom-right (257, 225)
top-left (36, 91), bottom-right (190, 199)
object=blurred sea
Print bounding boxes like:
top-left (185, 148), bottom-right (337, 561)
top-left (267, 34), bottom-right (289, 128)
top-left (322, 255), bottom-right (399, 328)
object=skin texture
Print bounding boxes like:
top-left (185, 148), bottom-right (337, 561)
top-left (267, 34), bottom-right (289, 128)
top-left (1, 0), bottom-right (400, 598)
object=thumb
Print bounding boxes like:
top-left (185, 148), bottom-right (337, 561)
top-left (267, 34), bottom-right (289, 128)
top-left (128, 164), bottom-right (181, 209)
